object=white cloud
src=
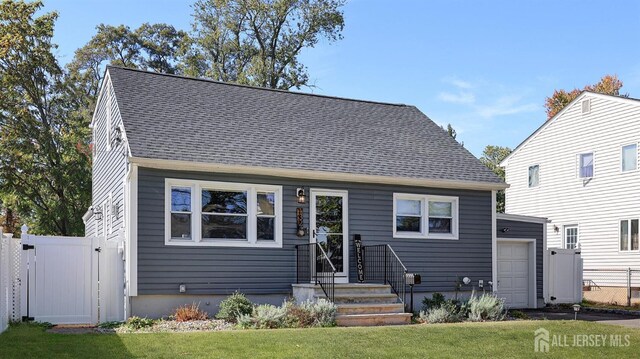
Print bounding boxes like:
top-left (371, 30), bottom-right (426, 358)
top-left (475, 96), bottom-right (538, 119)
top-left (437, 91), bottom-right (476, 104)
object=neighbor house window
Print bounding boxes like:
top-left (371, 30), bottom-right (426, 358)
top-left (393, 194), bottom-right (458, 239)
top-left (620, 219), bottom-right (639, 251)
top-left (622, 144), bottom-right (637, 172)
top-left (166, 179), bottom-right (282, 247)
top-left (528, 165), bottom-right (539, 188)
top-left (564, 225), bottom-right (578, 249)
top-left (579, 152), bottom-right (594, 178)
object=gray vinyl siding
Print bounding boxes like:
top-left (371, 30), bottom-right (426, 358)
top-left (86, 80), bottom-right (127, 240)
top-left (137, 168), bottom-right (494, 296)
top-left (497, 219), bottom-right (544, 300)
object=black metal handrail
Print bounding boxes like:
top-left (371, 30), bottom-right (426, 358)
top-left (295, 243), bottom-right (336, 302)
top-left (362, 244), bottom-right (408, 310)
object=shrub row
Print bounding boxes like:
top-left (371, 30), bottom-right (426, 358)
top-left (419, 291), bottom-right (506, 323)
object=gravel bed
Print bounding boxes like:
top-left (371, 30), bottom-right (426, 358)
top-left (109, 319), bottom-right (233, 333)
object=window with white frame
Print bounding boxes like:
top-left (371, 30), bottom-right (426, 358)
top-left (622, 144), bottom-right (637, 172)
top-left (528, 165), bottom-right (539, 188)
top-left (564, 225), bottom-right (578, 249)
top-left (166, 179), bottom-right (282, 247)
top-left (393, 194), bottom-right (458, 239)
top-left (620, 219), bottom-right (639, 251)
top-left (579, 152), bottom-right (594, 178)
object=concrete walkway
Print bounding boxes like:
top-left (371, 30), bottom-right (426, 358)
top-left (522, 308), bottom-right (640, 329)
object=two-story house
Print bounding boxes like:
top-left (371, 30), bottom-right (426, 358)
top-left (501, 91), bottom-right (640, 275)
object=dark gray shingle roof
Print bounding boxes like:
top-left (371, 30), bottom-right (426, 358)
top-left (107, 66), bottom-right (503, 185)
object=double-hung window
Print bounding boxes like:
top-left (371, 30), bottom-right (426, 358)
top-left (622, 144), bottom-right (637, 172)
top-left (166, 179), bottom-right (282, 247)
top-left (393, 194), bottom-right (459, 239)
top-left (528, 165), bottom-right (539, 188)
top-left (620, 219), bottom-right (639, 251)
top-left (579, 152), bottom-right (594, 178)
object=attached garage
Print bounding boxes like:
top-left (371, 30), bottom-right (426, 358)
top-left (497, 241), bottom-right (534, 308)
top-left (495, 213), bottom-right (547, 308)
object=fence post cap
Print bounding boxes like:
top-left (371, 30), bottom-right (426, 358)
top-left (21, 224), bottom-right (29, 235)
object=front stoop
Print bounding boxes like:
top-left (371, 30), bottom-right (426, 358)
top-left (292, 283), bottom-right (412, 327)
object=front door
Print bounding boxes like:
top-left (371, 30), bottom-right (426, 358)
top-left (310, 189), bottom-right (349, 282)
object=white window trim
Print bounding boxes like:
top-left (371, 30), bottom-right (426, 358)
top-left (619, 218), bottom-right (639, 252)
top-left (577, 151), bottom-right (595, 179)
top-left (393, 193), bottom-right (459, 240)
top-left (620, 143), bottom-right (638, 173)
top-left (563, 225), bottom-right (578, 249)
top-left (164, 178), bottom-right (283, 248)
top-left (528, 164), bottom-right (540, 188)
top-left (106, 87), bottom-right (112, 151)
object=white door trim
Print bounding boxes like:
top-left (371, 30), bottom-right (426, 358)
top-left (310, 189), bottom-right (349, 283)
top-left (497, 238), bottom-right (537, 309)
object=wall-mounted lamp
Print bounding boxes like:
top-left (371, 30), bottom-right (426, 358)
top-left (113, 126), bottom-right (123, 144)
top-left (554, 225), bottom-right (560, 233)
top-left (93, 207), bottom-right (103, 221)
top-left (501, 227), bottom-right (510, 233)
top-left (296, 188), bottom-right (306, 204)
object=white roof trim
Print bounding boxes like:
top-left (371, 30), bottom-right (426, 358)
top-left (497, 212), bottom-right (549, 224)
top-left (129, 156), bottom-right (509, 191)
top-left (500, 91), bottom-right (640, 167)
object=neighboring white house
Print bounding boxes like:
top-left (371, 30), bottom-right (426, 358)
top-left (501, 91), bottom-right (640, 270)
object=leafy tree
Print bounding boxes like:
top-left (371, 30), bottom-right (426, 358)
top-left (67, 23), bottom-right (188, 104)
top-left (0, 0), bottom-right (90, 235)
top-left (544, 74), bottom-right (624, 120)
top-left (183, 0), bottom-right (346, 89)
top-left (479, 145), bottom-right (512, 213)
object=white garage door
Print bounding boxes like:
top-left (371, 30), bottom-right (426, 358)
top-left (497, 242), bottom-right (530, 308)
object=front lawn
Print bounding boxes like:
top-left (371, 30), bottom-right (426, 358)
top-left (1, 321), bottom-right (639, 358)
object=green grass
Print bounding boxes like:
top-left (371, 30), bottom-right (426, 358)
top-left (1, 321), bottom-right (639, 358)
top-left (582, 299), bottom-right (640, 311)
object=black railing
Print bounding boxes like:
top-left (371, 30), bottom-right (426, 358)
top-left (362, 244), bottom-right (408, 310)
top-left (296, 243), bottom-right (336, 302)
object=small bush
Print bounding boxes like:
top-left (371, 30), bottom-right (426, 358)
top-left (301, 299), bottom-right (337, 327)
top-left (467, 293), bottom-right (506, 322)
top-left (422, 292), bottom-right (446, 311)
top-left (125, 316), bottom-right (155, 330)
top-left (239, 304), bottom-right (287, 329)
top-left (419, 301), bottom-right (463, 324)
top-left (216, 291), bottom-right (254, 323)
top-left (283, 301), bottom-right (315, 328)
top-left (174, 302), bottom-right (208, 322)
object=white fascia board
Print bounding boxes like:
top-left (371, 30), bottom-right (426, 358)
top-left (129, 157), bottom-right (509, 191)
top-left (497, 213), bottom-right (550, 224)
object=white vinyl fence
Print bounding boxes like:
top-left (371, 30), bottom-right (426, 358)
top-left (0, 228), bottom-right (21, 334)
top-left (0, 225), bottom-right (124, 332)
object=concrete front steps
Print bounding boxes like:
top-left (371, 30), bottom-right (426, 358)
top-left (292, 283), bottom-right (412, 327)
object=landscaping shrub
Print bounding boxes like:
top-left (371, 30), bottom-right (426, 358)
top-left (301, 298), bottom-right (337, 327)
top-left (283, 301), bottom-right (315, 328)
top-left (125, 316), bottom-right (155, 330)
top-left (420, 305), bottom-right (460, 324)
top-left (216, 291), bottom-right (254, 323)
top-left (238, 304), bottom-right (287, 329)
top-left (174, 303), bottom-right (208, 322)
top-left (467, 293), bottom-right (506, 322)
top-left (421, 292), bottom-right (446, 311)
top-left (509, 310), bottom-right (529, 320)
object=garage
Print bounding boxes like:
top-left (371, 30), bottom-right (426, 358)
top-left (497, 241), bottom-right (532, 308)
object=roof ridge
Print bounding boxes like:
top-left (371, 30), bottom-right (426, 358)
top-left (581, 90), bottom-right (640, 102)
top-left (106, 65), bottom-right (409, 107)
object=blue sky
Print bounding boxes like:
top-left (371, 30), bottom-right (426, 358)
top-left (44, 0), bottom-right (640, 157)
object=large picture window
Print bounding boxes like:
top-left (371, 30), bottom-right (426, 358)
top-left (165, 179), bottom-right (282, 247)
top-left (393, 193), bottom-right (459, 240)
